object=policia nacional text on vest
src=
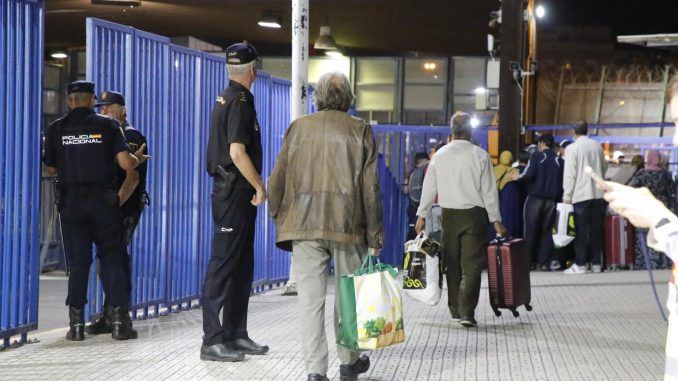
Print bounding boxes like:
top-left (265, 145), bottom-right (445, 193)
top-left (42, 81), bottom-right (150, 342)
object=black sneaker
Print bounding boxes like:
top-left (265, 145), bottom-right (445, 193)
top-left (340, 354), bottom-right (370, 381)
top-left (460, 316), bottom-right (477, 328)
top-left (307, 374), bottom-right (329, 381)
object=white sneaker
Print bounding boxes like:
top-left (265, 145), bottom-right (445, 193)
top-left (563, 264), bottom-right (588, 275)
top-left (591, 264), bottom-right (602, 273)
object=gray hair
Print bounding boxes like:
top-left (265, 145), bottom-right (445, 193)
top-left (227, 61), bottom-right (256, 77)
top-left (313, 72), bottom-right (354, 112)
top-left (450, 112), bottom-right (472, 137)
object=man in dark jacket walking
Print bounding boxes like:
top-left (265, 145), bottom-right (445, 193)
top-left (512, 134), bottom-right (563, 270)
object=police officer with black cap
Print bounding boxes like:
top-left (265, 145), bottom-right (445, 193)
top-left (42, 81), bottom-right (150, 341)
top-left (85, 90), bottom-right (149, 335)
top-left (201, 42), bottom-right (268, 362)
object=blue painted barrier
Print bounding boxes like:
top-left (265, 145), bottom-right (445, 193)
top-left (0, 0), bottom-right (43, 347)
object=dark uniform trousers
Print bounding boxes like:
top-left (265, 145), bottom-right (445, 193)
top-left (441, 207), bottom-right (488, 318)
top-left (98, 202), bottom-right (145, 306)
top-left (523, 195), bottom-right (557, 267)
top-left (61, 190), bottom-right (129, 309)
top-left (202, 188), bottom-right (257, 346)
top-left (573, 198), bottom-right (606, 266)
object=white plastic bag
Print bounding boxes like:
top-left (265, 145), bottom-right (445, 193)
top-left (402, 233), bottom-right (442, 306)
top-left (552, 203), bottom-right (575, 248)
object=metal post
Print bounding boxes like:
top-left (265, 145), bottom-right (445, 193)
top-left (658, 65), bottom-right (671, 137)
top-left (553, 67), bottom-right (565, 124)
top-left (594, 65), bottom-right (608, 135)
top-left (498, 0), bottom-right (525, 156)
top-left (291, 0), bottom-right (309, 121)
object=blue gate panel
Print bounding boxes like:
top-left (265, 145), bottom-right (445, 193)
top-left (0, 0), bottom-right (43, 345)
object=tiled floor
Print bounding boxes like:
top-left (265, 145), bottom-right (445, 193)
top-left (0, 270), bottom-right (669, 380)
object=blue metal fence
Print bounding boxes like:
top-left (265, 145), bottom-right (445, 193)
top-left (81, 19), bottom-right (431, 322)
top-left (0, 0), bottom-right (43, 347)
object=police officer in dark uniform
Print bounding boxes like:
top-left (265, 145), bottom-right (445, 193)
top-left (201, 42), bottom-right (268, 362)
top-left (86, 91), bottom-right (149, 335)
top-left (42, 81), bottom-right (150, 341)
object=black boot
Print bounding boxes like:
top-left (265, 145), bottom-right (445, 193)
top-left (86, 306), bottom-right (113, 335)
top-left (111, 306), bottom-right (138, 340)
top-left (66, 307), bottom-right (85, 341)
top-left (340, 354), bottom-right (370, 381)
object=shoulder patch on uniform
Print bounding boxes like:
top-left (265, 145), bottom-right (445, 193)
top-left (216, 96), bottom-right (226, 105)
top-left (239, 92), bottom-right (247, 102)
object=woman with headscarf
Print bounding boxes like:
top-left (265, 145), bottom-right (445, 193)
top-left (629, 150), bottom-right (676, 269)
top-left (494, 151), bottom-right (524, 238)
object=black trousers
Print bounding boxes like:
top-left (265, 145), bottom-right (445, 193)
top-left (202, 188), bottom-right (257, 346)
top-left (573, 199), bottom-right (606, 266)
top-left (100, 204), bottom-right (145, 307)
top-left (60, 191), bottom-right (129, 309)
top-left (523, 196), bottom-right (557, 267)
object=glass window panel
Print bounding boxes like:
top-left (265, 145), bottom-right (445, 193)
top-left (43, 90), bottom-right (59, 115)
top-left (405, 58), bottom-right (446, 84)
top-left (356, 58), bottom-right (396, 85)
top-left (356, 86), bottom-right (395, 111)
top-left (261, 57), bottom-right (291, 80)
top-left (44, 65), bottom-right (61, 89)
top-left (308, 57), bottom-right (351, 84)
top-left (453, 57), bottom-right (486, 94)
top-left (404, 85), bottom-right (445, 110)
top-left (452, 95), bottom-right (476, 114)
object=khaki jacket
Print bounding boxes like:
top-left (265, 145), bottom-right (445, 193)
top-left (268, 110), bottom-right (383, 251)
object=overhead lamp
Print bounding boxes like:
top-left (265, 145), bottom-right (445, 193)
top-left (470, 117), bottom-right (480, 128)
top-left (258, 14), bottom-right (282, 29)
top-left (314, 26), bottom-right (338, 50)
top-left (423, 62), bottom-right (437, 71)
top-left (535, 5), bottom-right (545, 19)
top-left (325, 50), bottom-right (344, 58)
top-left (474, 87), bottom-right (487, 94)
top-left (51, 52), bottom-right (68, 59)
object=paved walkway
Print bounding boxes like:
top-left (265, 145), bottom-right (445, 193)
top-left (0, 270), bottom-right (669, 380)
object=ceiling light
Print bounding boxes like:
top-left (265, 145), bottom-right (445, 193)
top-left (314, 26), bottom-right (338, 50)
top-left (91, 0), bottom-right (141, 5)
top-left (474, 87), bottom-right (487, 94)
top-left (423, 62), bottom-right (436, 70)
top-left (325, 50), bottom-right (344, 58)
top-left (470, 117), bottom-right (480, 128)
top-left (51, 52), bottom-right (68, 59)
top-left (619, 100), bottom-right (626, 106)
top-left (535, 5), bottom-right (545, 19)
top-left (258, 15), bottom-right (282, 29)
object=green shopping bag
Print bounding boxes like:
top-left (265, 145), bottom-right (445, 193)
top-left (337, 255), bottom-right (405, 351)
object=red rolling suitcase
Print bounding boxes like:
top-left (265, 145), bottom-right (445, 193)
top-left (604, 214), bottom-right (634, 270)
top-left (487, 237), bottom-right (532, 317)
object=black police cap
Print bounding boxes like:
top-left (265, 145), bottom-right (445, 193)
top-left (225, 42), bottom-right (261, 65)
top-left (67, 81), bottom-right (97, 96)
top-left (95, 91), bottom-right (125, 107)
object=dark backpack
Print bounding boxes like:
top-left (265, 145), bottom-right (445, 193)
top-left (408, 165), bottom-right (428, 203)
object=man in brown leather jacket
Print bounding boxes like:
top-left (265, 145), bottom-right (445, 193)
top-left (268, 72), bottom-right (383, 381)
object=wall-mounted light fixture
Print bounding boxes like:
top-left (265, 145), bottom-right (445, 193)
top-left (51, 52), bottom-right (68, 59)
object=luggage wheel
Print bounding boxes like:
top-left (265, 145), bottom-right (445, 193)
top-left (493, 309), bottom-right (501, 317)
top-left (525, 304), bottom-right (533, 312)
top-left (510, 308), bottom-right (519, 318)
